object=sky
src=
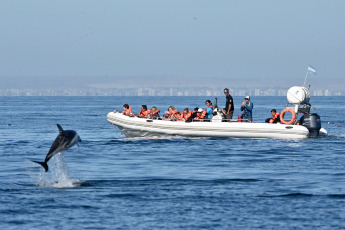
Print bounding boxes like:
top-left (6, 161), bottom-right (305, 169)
top-left (1, 0), bottom-right (345, 90)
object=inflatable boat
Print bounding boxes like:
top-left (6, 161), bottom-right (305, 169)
top-left (106, 86), bottom-right (328, 139)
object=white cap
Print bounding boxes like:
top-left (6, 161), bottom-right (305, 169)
top-left (245, 96), bottom-right (250, 100)
top-left (198, 108), bottom-right (203, 112)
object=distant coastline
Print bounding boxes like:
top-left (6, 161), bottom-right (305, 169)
top-left (1, 75), bottom-right (344, 96)
top-left (0, 87), bottom-right (343, 96)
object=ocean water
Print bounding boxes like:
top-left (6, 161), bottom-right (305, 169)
top-left (1, 96), bottom-right (345, 229)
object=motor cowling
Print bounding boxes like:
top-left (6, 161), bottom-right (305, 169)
top-left (300, 113), bottom-right (321, 137)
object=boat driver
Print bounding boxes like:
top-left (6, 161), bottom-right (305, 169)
top-left (223, 88), bottom-right (234, 122)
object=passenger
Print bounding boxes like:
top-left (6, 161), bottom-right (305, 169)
top-left (164, 106), bottom-right (179, 121)
top-left (138, 105), bottom-right (151, 118)
top-left (265, 109), bottom-right (281, 123)
top-left (122, 104), bottom-right (132, 116)
top-left (190, 107), bottom-right (199, 121)
top-left (194, 108), bottom-right (207, 122)
top-left (180, 108), bottom-right (192, 122)
top-left (240, 96), bottom-right (253, 122)
top-left (223, 88), bottom-right (234, 121)
top-left (205, 100), bottom-right (213, 121)
top-left (150, 106), bottom-right (160, 120)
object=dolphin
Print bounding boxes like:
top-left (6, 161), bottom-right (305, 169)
top-left (32, 124), bottom-right (82, 172)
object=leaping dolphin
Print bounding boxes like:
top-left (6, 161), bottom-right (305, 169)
top-left (32, 124), bottom-right (82, 172)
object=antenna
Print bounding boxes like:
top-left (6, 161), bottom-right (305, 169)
top-left (303, 72), bottom-right (308, 87)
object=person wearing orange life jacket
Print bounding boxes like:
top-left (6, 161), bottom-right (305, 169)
top-left (150, 106), bottom-right (160, 120)
top-left (194, 108), bottom-right (207, 122)
top-left (265, 109), bottom-right (281, 123)
top-left (122, 104), bottom-right (132, 116)
top-left (138, 105), bottom-right (151, 118)
top-left (164, 106), bottom-right (180, 121)
top-left (180, 108), bottom-right (192, 122)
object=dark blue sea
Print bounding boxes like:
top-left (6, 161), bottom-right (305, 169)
top-left (1, 96), bottom-right (345, 229)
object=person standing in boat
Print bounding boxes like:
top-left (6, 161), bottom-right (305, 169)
top-left (241, 96), bottom-right (253, 122)
top-left (223, 88), bottom-right (234, 122)
top-left (205, 100), bottom-right (213, 121)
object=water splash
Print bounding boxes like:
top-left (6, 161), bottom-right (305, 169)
top-left (29, 152), bottom-right (81, 188)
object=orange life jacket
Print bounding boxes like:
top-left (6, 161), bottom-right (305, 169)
top-left (195, 110), bottom-right (207, 121)
top-left (139, 109), bottom-right (151, 117)
top-left (180, 110), bottom-right (192, 121)
top-left (150, 110), bottom-right (160, 119)
top-left (166, 110), bottom-right (179, 120)
top-left (200, 110), bottom-right (207, 119)
top-left (269, 112), bottom-right (280, 123)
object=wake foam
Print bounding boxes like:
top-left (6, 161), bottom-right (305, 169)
top-left (28, 152), bottom-right (81, 188)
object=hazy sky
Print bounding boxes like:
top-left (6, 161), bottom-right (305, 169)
top-left (1, 0), bottom-right (344, 88)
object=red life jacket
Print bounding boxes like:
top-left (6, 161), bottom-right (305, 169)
top-left (237, 114), bottom-right (243, 122)
top-left (269, 112), bottom-right (280, 123)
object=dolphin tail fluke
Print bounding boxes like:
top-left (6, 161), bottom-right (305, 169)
top-left (32, 161), bottom-right (49, 172)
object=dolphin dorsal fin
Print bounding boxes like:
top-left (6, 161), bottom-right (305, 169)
top-left (57, 124), bottom-right (64, 134)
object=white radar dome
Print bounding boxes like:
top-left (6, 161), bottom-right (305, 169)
top-left (287, 86), bottom-right (310, 104)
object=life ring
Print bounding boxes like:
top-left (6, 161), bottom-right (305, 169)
top-left (280, 108), bottom-right (296, 125)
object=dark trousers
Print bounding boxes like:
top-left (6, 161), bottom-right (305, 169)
top-left (226, 111), bottom-right (234, 121)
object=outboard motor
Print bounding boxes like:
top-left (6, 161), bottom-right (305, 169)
top-left (300, 113), bottom-right (321, 137)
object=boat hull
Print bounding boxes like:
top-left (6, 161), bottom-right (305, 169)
top-left (107, 112), bottom-right (311, 139)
